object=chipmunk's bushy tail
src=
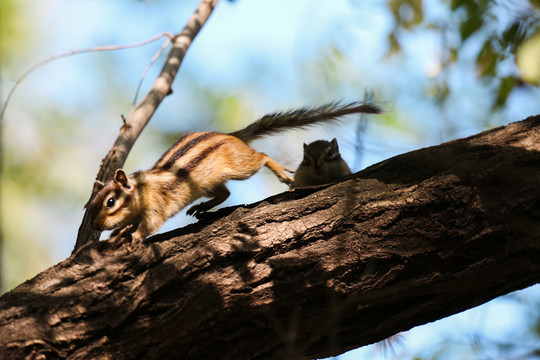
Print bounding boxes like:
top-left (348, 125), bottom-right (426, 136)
top-left (229, 101), bottom-right (382, 143)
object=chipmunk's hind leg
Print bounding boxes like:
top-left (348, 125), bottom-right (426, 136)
top-left (187, 184), bottom-right (230, 218)
top-left (221, 144), bottom-right (294, 185)
top-left (260, 153), bottom-right (294, 186)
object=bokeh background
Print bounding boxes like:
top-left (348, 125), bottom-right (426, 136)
top-left (1, 0), bottom-right (539, 359)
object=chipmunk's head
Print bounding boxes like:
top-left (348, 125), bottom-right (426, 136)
top-left (302, 138), bottom-right (341, 173)
top-left (88, 169), bottom-right (139, 231)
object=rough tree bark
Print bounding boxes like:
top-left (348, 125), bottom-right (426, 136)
top-left (1, 116), bottom-right (539, 359)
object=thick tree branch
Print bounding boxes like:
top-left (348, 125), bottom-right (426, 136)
top-left (74, 0), bottom-right (221, 251)
top-left (1, 116), bottom-right (539, 359)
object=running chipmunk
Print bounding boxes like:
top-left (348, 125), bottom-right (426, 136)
top-left (293, 138), bottom-right (351, 187)
top-left (88, 101), bottom-right (381, 241)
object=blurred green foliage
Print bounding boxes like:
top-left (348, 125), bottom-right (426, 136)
top-left (384, 0), bottom-right (540, 108)
top-left (0, 0), bottom-right (31, 67)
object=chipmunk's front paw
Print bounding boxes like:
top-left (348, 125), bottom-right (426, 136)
top-left (186, 204), bottom-right (207, 219)
top-left (111, 225), bottom-right (134, 240)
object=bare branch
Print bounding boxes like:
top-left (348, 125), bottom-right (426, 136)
top-left (74, 0), bottom-right (221, 252)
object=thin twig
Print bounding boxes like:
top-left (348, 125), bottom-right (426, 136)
top-left (130, 37), bottom-right (173, 117)
top-left (1, 32), bottom-right (173, 121)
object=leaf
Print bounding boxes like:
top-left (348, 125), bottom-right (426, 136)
top-left (494, 76), bottom-right (516, 108)
top-left (476, 39), bottom-right (498, 77)
top-left (386, 31), bottom-right (402, 57)
top-left (448, 47), bottom-right (458, 63)
top-left (389, 0), bottom-right (424, 30)
top-left (433, 82), bottom-right (450, 105)
top-left (450, 0), bottom-right (466, 11)
top-left (517, 27), bottom-right (540, 85)
top-left (502, 22), bottom-right (520, 46)
top-left (501, 21), bottom-right (528, 52)
top-left (460, 12), bottom-right (483, 41)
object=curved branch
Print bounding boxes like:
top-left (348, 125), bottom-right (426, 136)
top-left (74, 0), bottom-right (221, 251)
top-left (1, 116), bottom-right (539, 359)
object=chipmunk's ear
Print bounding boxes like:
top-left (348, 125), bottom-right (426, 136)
top-left (114, 169), bottom-right (131, 189)
top-left (303, 143), bottom-right (308, 151)
top-left (330, 138), bottom-right (339, 150)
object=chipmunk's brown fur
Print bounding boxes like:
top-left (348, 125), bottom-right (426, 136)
top-left (293, 138), bottom-right (351, 187)
top-left (88, 101), bottom-right (381, 241)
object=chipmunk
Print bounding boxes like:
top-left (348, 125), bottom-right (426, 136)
top-left (293, 138), bottom-right (351, 187)
top-left (88, 101), bottom-right (381, 241)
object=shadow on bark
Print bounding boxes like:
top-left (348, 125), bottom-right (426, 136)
top-left (1, 116), bottom-right (539, 359)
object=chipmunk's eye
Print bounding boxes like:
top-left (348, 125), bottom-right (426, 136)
top-left (106, 197), bottom-right (116, 208)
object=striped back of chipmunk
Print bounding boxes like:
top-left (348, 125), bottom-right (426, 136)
top-left (152, 131), bottom-right (229, 175)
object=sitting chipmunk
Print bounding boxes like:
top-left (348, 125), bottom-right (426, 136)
top-left (293, 138), bottom-right (351, 187)
top-left (88, 101), bottom-right (381, 241)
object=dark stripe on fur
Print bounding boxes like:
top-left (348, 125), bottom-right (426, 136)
top-left (176, 168), bottom-right (189, 179)
top-left (185, 141), bottom-right (226, 172)
top-left (152, 133), bottom-right (190, 169)
top-left (156, 132), bottom-right (219, 171)
top-left (174, 141), bottom-right (226, 180)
